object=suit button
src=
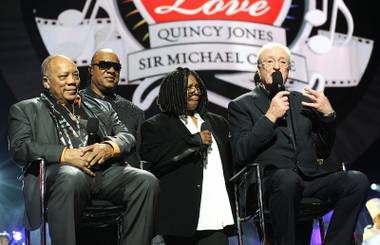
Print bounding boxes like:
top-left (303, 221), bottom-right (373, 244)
top-left (196, 184), bottom-right (201, 189)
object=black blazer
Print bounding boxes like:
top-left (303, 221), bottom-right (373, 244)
top-left (8, 96), bottom-right (135, 229)
top-left (140, 112), bottom-right (234, 236)
top-left (228, 86), bottom-right (336, 177)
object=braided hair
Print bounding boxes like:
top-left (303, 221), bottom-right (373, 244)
top-left (157, 67), bottom-right (208, 116)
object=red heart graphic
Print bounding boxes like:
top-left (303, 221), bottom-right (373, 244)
top-left (135, 0), bottom-right (287, 24)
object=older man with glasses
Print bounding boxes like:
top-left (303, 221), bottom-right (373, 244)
top-left (228, 42), bottom-right (368, 245)
top-left (81, 48), bottom-right (145, 168)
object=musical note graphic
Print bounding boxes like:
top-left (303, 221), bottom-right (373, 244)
top-left (304, 0), bottom-right (327, 27)
top-left (306, 0), bottom-right (353, 54)
top-left (53, 0), bottom-right (118, 59)
top-left (57, 0), bottom-right (93, 26)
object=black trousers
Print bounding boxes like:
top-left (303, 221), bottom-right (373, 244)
top-left (265, 169), bottom-right (368, 245)
top-left (46, 164), bottom-right (159, 245)
top-left (164, 230), bottom-right (228, 245)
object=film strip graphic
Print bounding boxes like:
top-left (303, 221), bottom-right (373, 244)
top-left (35, 16), bottom-right (131, 84)
top-left (323, 32), bottom-right (373, 88)
top-left (300, 30), bottom-right (374, 89)
top-left (35, 16), bottom-right (374, 92)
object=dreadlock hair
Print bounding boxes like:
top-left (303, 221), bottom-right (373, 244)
top-left (157, 67), bottom-right (208, 116)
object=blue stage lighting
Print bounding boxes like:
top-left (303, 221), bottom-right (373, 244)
top-left (12, 230), bottom-right (22, 241)
top-left (370, 183), bottom-right (379, 191)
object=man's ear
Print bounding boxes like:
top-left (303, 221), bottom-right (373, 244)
top-left (88, 65), bottom-right (93, 76)
top-left (256, 65), bottom-right (262, 80)
top-left (42, 76), bottom-right (50, 89)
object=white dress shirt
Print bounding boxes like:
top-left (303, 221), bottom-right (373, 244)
top-left (179, 113), bottom-right (234, 230)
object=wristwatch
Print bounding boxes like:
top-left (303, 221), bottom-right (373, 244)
top-left (323, 111), bottom-right (336, 118)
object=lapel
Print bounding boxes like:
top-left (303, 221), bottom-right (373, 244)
top-left (252, 86), bottom-right (270, 115)
top-left (37, 99), bottom-right (60, 144)
top-left (203, 113), bottom-right (222, 148)
top-left (251, 87), bottom-right (301, 142)
top-left (80, 96), bottom-right (111, 138)
top-left (288, 92), bottom-right (299, 143)
top-left (169, 112), bottom-right (224, 148)
top-left (167, 114), bottom-right (194, 139)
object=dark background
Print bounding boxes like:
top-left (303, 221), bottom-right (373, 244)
top-left (0, 0), bottom-right (379, 239)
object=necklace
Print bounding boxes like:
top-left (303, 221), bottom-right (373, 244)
top-left (62, 103), bottom-right (80, 122)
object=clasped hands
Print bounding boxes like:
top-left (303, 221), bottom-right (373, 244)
top-left (62, 143), bottom-right (114, 176)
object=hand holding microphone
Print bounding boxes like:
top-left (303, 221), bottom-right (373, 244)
top-left (200, 130), bottom-right (212, 145)
top-left (265, 71), bottom-right (290, 123)
top-left (200, 122), bottom-right (212, 165)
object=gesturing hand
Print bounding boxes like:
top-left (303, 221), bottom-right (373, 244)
top-left (266, 91), bottom-right (290, 123)
top-left (301, 86), bottom-right (334, 115)
top-left (62, 148), bottom-right (95, 176)
top-left (80, 143), bottom-right (114, 168)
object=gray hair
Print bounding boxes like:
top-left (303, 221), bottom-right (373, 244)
top-left (41, 54), bottom-right (73, 78)
top-left (256, 42), bottom-right (291, 65)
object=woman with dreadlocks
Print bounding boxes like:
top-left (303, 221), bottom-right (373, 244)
top-left (141, 67), bottom-right (235, 245)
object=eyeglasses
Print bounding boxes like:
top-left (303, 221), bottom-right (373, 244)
top-left (187, 85), bottom-right (202, 97)
top-left (92, 61), bottom-right (122, 72)
top-left (259, 59), bottom-right (289, 69)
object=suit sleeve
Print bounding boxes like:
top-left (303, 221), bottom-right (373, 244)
top-left (313, 112), bottom-right (336, 158)
top-left (134, 110), bottom-right (145, 162)
top-left (8, 103), bottom-right (65, 168)
top-left (140, 117), bottom-right (202, 175)
top-left (228, 100), bottom-right (276, 166)
top-left (104, 108), bottom-right (136, 154)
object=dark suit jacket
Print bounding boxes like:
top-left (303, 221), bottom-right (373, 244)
top-left (8, 95), bottom-right (135, 229)
top-left (228, 86), bottom-right (336, 177)
top-left (81, 87), bottom-right (145, 167)
top-left (140, 112), bottom-right (234, 236)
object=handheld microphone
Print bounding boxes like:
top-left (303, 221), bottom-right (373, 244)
top-left (271, 71), bottom-right (288, 122)
top-left (270, 70), bottom-right (285, 98)
top-left (86, 118), bottom-right (99, 145)
top-left (200, 122), bottom-right (211, 166)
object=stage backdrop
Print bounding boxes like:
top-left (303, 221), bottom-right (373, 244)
top-left (0, 0), bottom-right (380, 240)
top-left (12, 0), bottom-right (380, 167)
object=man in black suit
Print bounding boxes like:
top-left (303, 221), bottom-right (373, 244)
top-left (141, 67), bottom-right (235, 245)
top-left (81, 48), bottom-right (145, 168)
top-left (228, 42), bottom-right (368, 245)
top-left (8, 54), bottom-right (159, 245)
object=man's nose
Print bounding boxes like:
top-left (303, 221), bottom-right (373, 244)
top-left (273, 61), bottom-right (281, 69)
top-left (106, 66), bottom-right (117, 73)
top-left (67, 74), bottom-right (79, 84)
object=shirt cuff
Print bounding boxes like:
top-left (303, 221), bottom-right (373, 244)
top-left (103, 140), bottom-right (120, 157)
top-left (60, 147), bottom-right (67, 163)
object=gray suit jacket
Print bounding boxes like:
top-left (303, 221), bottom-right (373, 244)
top-left (8, 95), bottom-right (135, 229)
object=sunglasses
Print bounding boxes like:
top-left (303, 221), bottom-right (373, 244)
top-left (92, 61), bottom-right (122, 72)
